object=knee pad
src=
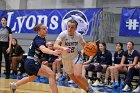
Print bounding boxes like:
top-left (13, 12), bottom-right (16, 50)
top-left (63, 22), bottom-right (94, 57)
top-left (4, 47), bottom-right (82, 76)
top-left (87, 64), bottom-right (95, 71)
top-left (95, 65), bottom-right (103, 72)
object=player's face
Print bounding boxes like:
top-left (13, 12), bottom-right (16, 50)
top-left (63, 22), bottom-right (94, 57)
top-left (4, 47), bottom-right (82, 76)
top-left (1, 18), bottom-right (7, 27)
top-left (47, 43), bottom-right (53, 50)
top-left (127, 42), bottom-right (133, 50)
top-left (11, 39), bottom-right (17, 45)
top-left (67, 22), bottom-right (77, 36)
top-left (116, 44), bottom-right (122, 51)
top-left (99, 43), bottom-right (105, 52)
top-left (39, 25), bottom-right (48, 37)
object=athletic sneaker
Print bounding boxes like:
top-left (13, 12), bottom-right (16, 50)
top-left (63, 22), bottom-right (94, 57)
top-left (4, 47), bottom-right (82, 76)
top-left (68, 80), bottom-right (74, 83)
top-left (122, 84), bottom-right (131, 92)
top-left (133, 86), bottom-right (140, 93)
top-left (88, 79), bottom-right (92, 85)
top-left (92, 80), bottom-right (103, 87)
top-left (108, 82), bottom-right (119, 88)
top-left (56, 73), bottom-right (61, 81)
top-left (58, 75), bottom-right (67, 81)
top-left (10, 82), bottom-right (16, 93)
top-left (87, 85), bottom-right (95, 93)
top-left (102, 82), bottom-right (108, 87)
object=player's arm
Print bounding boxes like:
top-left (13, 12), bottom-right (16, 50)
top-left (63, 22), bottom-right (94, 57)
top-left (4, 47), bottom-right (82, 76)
top-left (39, 45), bottom-right (55, 54)
top-left (120, 56), bottom-right (126, 66)
top-left (127, 56), bottom-right (138, 67)
top-left (126, 51), bottom-right (139, 67)
top-left (7, 27), bottom-right (12, 53)
top-left (8, 34), bottom-right (12, 50)
top-left (83, 56), bottom-right (94, 65)
top-left (79, 34), bottom-right (86, 48)
top-left (35, 39), bottom-right (56, 55)
top-left (54, 40), bottom-right (65, 50)
top-left (54, 31), bottom-right (70, 51)
top-left (81, 42), bottom-right (86, 48)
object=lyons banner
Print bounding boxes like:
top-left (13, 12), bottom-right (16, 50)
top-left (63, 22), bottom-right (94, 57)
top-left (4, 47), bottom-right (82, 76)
top-left (0, 9), bottom-right (102, 35)
top-left (120, 8), bottom-right (140, 37)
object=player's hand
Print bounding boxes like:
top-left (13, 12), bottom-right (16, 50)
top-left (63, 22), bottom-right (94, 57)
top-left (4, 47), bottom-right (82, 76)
top-left (6, 47), bottom-right (10, 54)
top-left (135, 64), bottom-right (140, 69)
top-left (63, 47), bottom-right (71, 53)
top-left (52, 50), bottom-right (62, 56)
top-left (116, 64), bottom-right (125, 68)
top-left (83, 62), bottom-right (88, 65)
top-left (94, 63), bottom-right (99, 66)
top-left (55, 58), bottom-right (61, 62)
top-left (42, 61), bottom-right (48, 65)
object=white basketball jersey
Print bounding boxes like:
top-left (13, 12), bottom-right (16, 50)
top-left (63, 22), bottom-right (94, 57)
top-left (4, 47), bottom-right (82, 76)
top-left (56, 30), bottom-right (85, 59)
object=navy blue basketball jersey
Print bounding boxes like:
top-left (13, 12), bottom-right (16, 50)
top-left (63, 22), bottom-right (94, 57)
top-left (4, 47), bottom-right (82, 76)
top-left (114, 50), bottom-right (124, 64)
top-left (123, 50), bottom-right (139, 64)
top-left (28, 35), bottom-right (46, 59)
top-left (97, 50), bottom-right (112, 65)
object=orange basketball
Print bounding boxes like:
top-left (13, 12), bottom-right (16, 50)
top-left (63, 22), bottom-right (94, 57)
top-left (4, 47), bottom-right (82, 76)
top-left (84, 42), bottom-right (98, 56)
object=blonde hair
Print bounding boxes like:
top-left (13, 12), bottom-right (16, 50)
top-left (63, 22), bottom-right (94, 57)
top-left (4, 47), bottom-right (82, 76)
top-left (33, 23), bottom-right (43, 33)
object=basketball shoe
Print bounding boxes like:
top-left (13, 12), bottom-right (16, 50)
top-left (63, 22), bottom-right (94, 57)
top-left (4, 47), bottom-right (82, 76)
top-left (10, 82), bottom-right (16, 93)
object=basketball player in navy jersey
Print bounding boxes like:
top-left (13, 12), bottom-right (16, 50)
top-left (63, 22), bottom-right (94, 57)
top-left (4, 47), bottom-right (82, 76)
top-left (10, 24), bottom-right (61, 93)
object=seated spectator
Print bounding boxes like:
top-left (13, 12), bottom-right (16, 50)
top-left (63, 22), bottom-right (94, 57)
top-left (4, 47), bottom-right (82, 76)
top-left (82, 49), bottom-right (95, 78)
top-left (104, 42), bottom-right (124, 85)
top-left (111, 41), bottom-right (139, 89)
top-left (10, 38), bottom-right (24, 75)
top-left (87, 42), bottom-right (112, 86)
top-left (122, 62), bottom-right (140, 92)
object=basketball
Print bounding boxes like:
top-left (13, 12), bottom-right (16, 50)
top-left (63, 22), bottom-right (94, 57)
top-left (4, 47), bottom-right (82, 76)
top-left (84, 42), bottom-right (98, 56)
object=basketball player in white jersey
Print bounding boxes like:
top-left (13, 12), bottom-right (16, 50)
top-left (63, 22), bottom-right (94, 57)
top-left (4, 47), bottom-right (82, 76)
top-left (54, 19), bottom-right (94, 93)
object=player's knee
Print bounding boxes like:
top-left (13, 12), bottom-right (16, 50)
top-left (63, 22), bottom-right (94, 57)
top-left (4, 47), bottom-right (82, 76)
top-left (115, 65), bottom-right (122, 70)
top-left (110, 66), bottom-right (114, 70)
top-left (106, 67), bottom-right (110, 71)
top-left (12, 57), bottom-right (17, 61)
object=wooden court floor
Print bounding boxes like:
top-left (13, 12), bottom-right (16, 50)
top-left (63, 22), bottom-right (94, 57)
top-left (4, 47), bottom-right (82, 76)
top-left (0, 77), bottom-right (87, 93)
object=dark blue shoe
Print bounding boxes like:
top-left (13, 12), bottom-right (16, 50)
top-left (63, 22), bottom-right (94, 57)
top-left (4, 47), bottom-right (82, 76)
top-left (108, 82), bottom-right (119, 88)
top-left (113, 82), bottom-right (119, 88)
top-left (58, 75), bottom-right (67, 81)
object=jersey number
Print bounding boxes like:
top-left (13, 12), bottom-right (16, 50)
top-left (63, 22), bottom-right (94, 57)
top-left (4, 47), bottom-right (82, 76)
top-left (68, 47), bottom-right (75, 53)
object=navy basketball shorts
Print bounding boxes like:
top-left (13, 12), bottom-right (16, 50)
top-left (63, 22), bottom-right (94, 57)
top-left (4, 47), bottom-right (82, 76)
top-left (24, 59), bottom-right (41, 76)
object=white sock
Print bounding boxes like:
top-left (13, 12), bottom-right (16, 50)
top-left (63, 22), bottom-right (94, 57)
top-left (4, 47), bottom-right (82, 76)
top-left (104, 79), bottom-right (108, 83)
top-left (111, 80), bottom-right (114, 83)
top-left (115, 81), bottom-right (118, 83)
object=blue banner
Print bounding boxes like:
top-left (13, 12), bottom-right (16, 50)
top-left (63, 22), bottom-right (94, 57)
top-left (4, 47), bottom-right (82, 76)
top-left (120, 8), bottom-right (140, 37)
top-left (0, 9), bottom-right (102, 35)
